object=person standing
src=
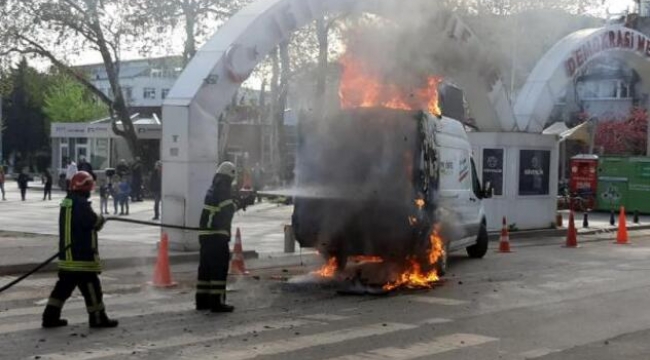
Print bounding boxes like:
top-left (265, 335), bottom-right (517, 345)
top-left (116, 159), bottom-right (129, 178)
top-left (150, 161), bottom-right (162, 220)
top-left (65, 159), bottom-right (78, 194)
top-left (17, 168), bottom-right (29, 201)
top-left (43, 168), bottom-right (53, 201)
top-left (131, 157), bottom-right (143, 202)
top-left (41, 171), bottom-right (118, 328)
top-left (98, 180), bottom-right (109, 215)
top-left (252, 162), bottom-right (265, 203)
top-left (77, 156), bottom-right (96, 181)
top-left (0, 166), bottom-right (6, 201)
top-left (109, 176), bottom-right (120, 215)
top-left (196, 161), bottom-right (237, 313)
top-left (118, 177), bottom-right (130, 215)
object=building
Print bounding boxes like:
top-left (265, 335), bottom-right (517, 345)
top-left (50, 114), bottom-right (161, 176)
top-left (76, 56), bottom-right (183, 117)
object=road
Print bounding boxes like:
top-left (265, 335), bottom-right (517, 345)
top-left (3, 230), bottom-right (650, 359)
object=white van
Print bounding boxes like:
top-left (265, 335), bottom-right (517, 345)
top-left (291, 108), bottom-right (492, 274)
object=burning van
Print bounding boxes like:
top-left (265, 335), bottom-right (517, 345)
top-left (291, 106), bottom-right (492, 277)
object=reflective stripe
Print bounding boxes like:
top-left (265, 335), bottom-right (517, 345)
top-left (47, 298), bottom-right (64, 308)
top-left (196, 289), bottom-right (210, 294)
top-left (203, 204), bottom-right (221, 212)
top-left (197, 280), bottom-right (211, 286)
top-left (58, 260), bottom-right (102, 272)
top-left (209, 289), bottom-right (226, 295)
top-left (210, 280), bottom-right (227, 286)
top-left (198, 230), bottom-right (229, 236)
top-left (65, 206), bottom-right (73, 261)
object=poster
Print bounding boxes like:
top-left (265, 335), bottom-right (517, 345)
top-left (519, 150), bottom-right (550, 196)
top-left (482, 148), bottom-right (504, 196)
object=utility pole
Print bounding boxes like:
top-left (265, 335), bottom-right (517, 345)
top-left (0, 96), bottom-right (3, 164)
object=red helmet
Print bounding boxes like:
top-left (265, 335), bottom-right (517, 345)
top-left (71, 171), bottom-right (94, 192)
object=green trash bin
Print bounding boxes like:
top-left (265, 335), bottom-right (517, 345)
top-left (596, 176), bottom-right (628, 212)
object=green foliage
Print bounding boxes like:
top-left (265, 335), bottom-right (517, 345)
top-left (44, 75), bottom-right (108, 123)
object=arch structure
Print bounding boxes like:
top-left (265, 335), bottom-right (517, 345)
top-left (515, 25), bottom-right (650, 133)
top-left (161, 0), bottom-right (516, 250)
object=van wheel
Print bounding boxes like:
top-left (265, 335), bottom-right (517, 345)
top-left (466, 221), bottom-right (488, 259)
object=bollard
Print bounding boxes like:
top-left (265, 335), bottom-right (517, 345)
top-left (284, 225), bottom-right (296, 253)
top-left (583, 212), bottom-right (589, 228)
top-left (555, 212), bottom-right (563, 228)
top-left (610, 210), bottom-right (616, 226)
top-left (634, 210), bottom-right (640, 224)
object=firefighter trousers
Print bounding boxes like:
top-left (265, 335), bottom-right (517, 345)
top-left (196, 235), bottom-right (230, 309)
top-left (43, 271), bottom-right (106, 321)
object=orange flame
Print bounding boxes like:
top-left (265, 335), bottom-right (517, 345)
top-left (338, 54), bottom-right (442, 116)
top-left (314, 257), bottom-right (338, 277)
top-left (415, 199), bottom-right (425, 210)
top-left (383, 224), bottom-right (445, 291)
top-left (350, 255), bottom-right (384, 264)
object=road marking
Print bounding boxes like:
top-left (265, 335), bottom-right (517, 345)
top-left (301, 313), bottom-right (351, 321)
top-left (519, 348), bottom-right (560, 358)
top-left (33, 318), bottom-right (316, 360)
top-left (0, 293), bottom-right (170, 319)
top-left (0, 300), bottom-right (192, 335)
top-left (325, 333), bottom-right (499, 360)
top-left (407, 295), bottom-right (469, 306)
top-left (207, 323), bottom-right (417, 360)
top-left (418, 317), bottom-right (453, 325)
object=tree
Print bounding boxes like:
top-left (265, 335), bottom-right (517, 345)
top-left (132, 0), bottom-right (250, 66)
top-left (1, 59), bottom-right (51, 171)
top-left (44, 74), bottom-right (109, 123)
top-left (594, 108), bottom-right (648, 155)
top-left (0, 0), bottom-right (148, 156)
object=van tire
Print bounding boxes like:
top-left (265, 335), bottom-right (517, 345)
top-left (466, 221), bottom-right (488, 259)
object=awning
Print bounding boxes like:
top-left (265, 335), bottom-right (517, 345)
top-left (559, 121), bottom-right (591, 143)
top-left (542, 122), bottom-right (569, 135)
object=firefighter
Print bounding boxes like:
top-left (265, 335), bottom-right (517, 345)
top-left (41, 171), bottom-right (118, 328)
top-left (196, 161), bottom-right (237, 313)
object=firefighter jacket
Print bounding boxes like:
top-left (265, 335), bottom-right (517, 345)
top-left (199, 183), bottom-right (236, 239)
top-left (58, 194), bottom-right (104, 272)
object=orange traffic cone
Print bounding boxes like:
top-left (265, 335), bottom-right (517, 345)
top-left (616, 206), bottom-right (629, 245)
top-left (564, 210), bottom-right (578, 248)
top-left (151, 232), bottom-right (177, 287)
top-left (230, 228), bottom-right (249, 275)
top-left (498, 216), bottom-right (512, 253)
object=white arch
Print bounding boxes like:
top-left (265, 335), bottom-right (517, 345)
top-left (515, 25), bottom-right (650, 133)
top-left (161, 0), bottom-right (516, 249)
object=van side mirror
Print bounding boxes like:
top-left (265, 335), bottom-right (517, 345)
top-left (482, 182), bottom-right (493, 199)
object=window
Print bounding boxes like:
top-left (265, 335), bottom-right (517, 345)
top-left (162, 88), bottom-right (170, 99)
top-left (143, 87), bottom-right (156, 99)
top-left (122, 86), bottom-right (133, 102)
top-left (150, 68), bottom-right (162, 78)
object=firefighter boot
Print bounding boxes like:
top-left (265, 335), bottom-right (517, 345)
top-left (211, 303), bottom-right (235, 313)
top-left (195, 294), bottom-right (210, 311)
top-left (89, 311), bottom-right (119, 328)
top-left (42, 305), bottom-right (68, 328)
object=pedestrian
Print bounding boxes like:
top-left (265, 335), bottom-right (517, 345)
top-left (0, 166), bottom-right (6, 201)
top-left (77, 156), bottom-right (96, 181)
top-left (41, 171), bottom-right (118, 329)
top-left (131, 157), bottom-right (143, 202)
top-left (150, 161), bottom-right (162, 220)
top-left (252, 162), bottom-right (265, 203)
top-left (65, 159), bottom-right (77, 194)
top-left (109, 176), bottom-right (120, 215)
top-left (17, 168), bottom-right (29, 201)
top-left (196, 161), bottom-right (237, 313)
top-left (43, 168), bottom-right (53, 201)
top-left (99, 179), bottom-right (109, 215)
top-left (118, 176), bottom-right (130, 215)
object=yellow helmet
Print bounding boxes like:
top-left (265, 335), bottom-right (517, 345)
top-left (215, 161), bottom-right (236, 178)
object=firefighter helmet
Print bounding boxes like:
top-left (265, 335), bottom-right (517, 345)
top-left (71, 171), bottom-right (95, 192)
top-left (216, 161), bottom-right (236, 178)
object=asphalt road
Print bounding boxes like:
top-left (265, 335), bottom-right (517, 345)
top-left (3, 231), bottom-right (650, 360)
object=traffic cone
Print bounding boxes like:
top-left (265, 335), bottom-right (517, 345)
top-left (151, 232), bottom-right (177, 287)
top-left (564, 211), bottom-right (578, 248)
top-left (616, 206), bottom-right (629, 245)
top-left (230, 228), bottom-right (249, 275)
top-left (498, 216), bottom-right (512, 253)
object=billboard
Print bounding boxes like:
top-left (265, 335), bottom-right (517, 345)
top-left (482, 148), bottom-right (504, 196)
top-left (519, 150), bottom-right (550, 196)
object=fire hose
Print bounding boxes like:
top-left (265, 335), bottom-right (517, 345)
top-left (0, 217), bottom-right (213, 294)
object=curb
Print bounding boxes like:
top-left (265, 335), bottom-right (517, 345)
top-left (0, 250), bottom-right (259, 276)
top-left (489, 224), bottom-right (650, 242)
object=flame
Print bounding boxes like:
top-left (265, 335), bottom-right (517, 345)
top-left (383, 224), bottom-right (445, 291)
top-left (415, 199), bottom-right (425, 210)
top-left (314, 257), bottom-right (338, 277)
top-left (338, 54), bottom-right (442, 116)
